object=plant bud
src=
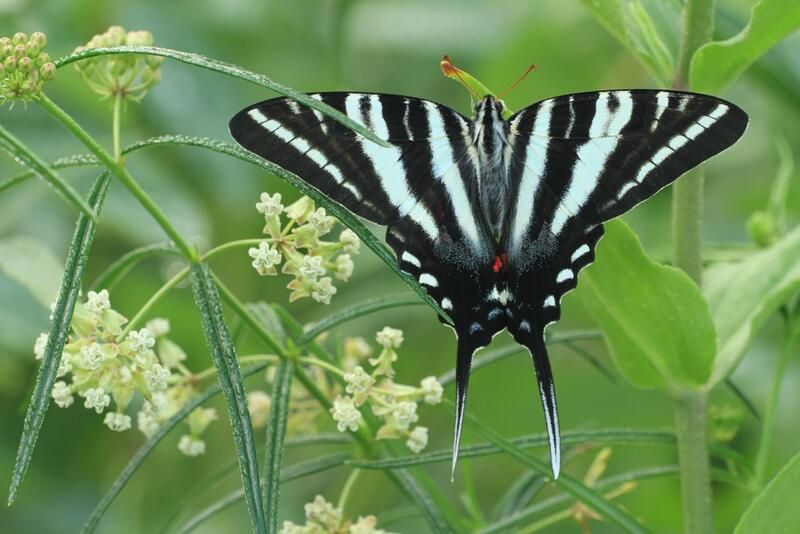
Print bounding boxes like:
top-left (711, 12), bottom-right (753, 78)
top-left (39, 62), bottom-right (55, 81)
top-left (13, 43), bottom-right (26, 58)
top-left (17, 56), bottom-right (33, 73)
top-left (109, 57), bottom-right (127, 76)
top-left (107, 26), bottom-right (126, 46)
top-left (29, 31), bottom-right (47, 49)
top-left (11, 32), bottom-right (27, 46)
top-left (126, 30), bottom-right (153, 46)
top-left (746, 211), bottom-right (777, 248)
top-left (145, 54), bottom-right (164, 69)
top-left (35, 51), bottom-right (50, 67)
top-left (4, 56), bottom-right (17, 73)
top-left (1, 44), bottom-right (12, 59)
top-left (26, 41), bottom-right (40, 57)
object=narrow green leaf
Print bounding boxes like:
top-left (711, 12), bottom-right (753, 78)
top-left (190, 263), bottom-right (265, 534)
top-left (480, 465), bottom-right (680, 534)
top-left (458, 407), bottom-right (649, 534)
top-left (0, 153), bottom-right (99, 194)
top-left (81, 364), bottom-right (269, 534)
top-left (263, 359), bottom-right (293, 533)
top-left (302, 293), bottom-right (425, 342)
top-left (55, 46), bottom-right (389, 147)
top-left (735, 450), bottom-right (800, 533)
top-left (705, 224), bottom-right (800, 384)
top-left (0, 122), bottom-right (97, 220)
top-left (691, 0), bottom-right (800, 94)
top-left (350, 428), bottom-right (677, 470)
top-left (0, 236), bottom-right (63, 308)
top-left (8, 173), bottom-right (110, 506)
top-left (176, 453), bottom-right (350, 534)
top-left (490, 471), bottom-right (544, 522)
top-left (578, 220), bottom-right (716, 391)
top-left (90, 243), bottom-right (180, 291)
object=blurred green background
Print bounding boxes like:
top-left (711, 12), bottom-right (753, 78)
top-left (1, 0), bottom-right (798, 532)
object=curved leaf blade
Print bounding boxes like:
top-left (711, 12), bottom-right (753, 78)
top-left (705, 224), bottom-right (800, 384)
top-left (55, 46), bottom-right (388, 147)
top-left (578, 220), bottom-right (716, 391)
top-left (691, 0), bottom-right (800, 94)
top-left (190, 263), bottom-right (265, 533)
top-left (8, 173), bottom-right (110, 506)
top-left (262, 359), bottom-right (293, 532)
top-left (735, 450), bottom-right (800, 533)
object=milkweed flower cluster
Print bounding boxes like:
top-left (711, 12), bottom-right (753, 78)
top-left (279, 494), bottom-right (394, 534)
top-left (0, 31), bottom-right (55, 105)
top-left (331, 327), bottom-right (443, 454)
top-left (36, 290), bottom-right (216, 456)
top-left (73, 26), bottom-right (164, 101)
top-left (248, 192), bottom-right (360, 305)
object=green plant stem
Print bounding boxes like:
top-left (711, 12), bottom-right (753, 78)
top-left (112, 93), bottom-right (122, 162)
top-left (754, 315), bottom-right (800, 488)
top-left (671, 169), bottom-right (705, 285)
top-left (671, 1), bottom-right (716, 531)
top-left (675, 0), bottom-right (716, 90)
top-left (673, 389), bottom-right (714, 534)
top-left (36, 93), bottom-right (199, 263)
top-left (337, 469), bottom-right (362, 514)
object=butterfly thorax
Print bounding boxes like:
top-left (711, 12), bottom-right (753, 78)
top-left (471, 96), bottom-right (511, 239)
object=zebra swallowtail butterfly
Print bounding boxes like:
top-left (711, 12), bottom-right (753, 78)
top-left (229, 87), bottom-right (747, 478)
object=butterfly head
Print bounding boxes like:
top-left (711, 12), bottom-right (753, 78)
top-left (473, 95), bottom-right (507, 124)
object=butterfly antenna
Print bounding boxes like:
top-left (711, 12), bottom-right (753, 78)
top-left (497, 64), bottom-right (537, 99)
top-left (528, 330), bottom-right (561, 479)
top-left (441, 55), bottom-right (481, 100)
top-left (451, 337), bottom-right (475, 481)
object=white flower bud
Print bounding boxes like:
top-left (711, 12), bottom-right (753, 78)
top-left (248, 241), bottom-right (282, 275)
top-left (376, 327), bottom-right (403, 349)
top-left (85, 289), bottom-right (111, 314)
top-left (51, 381), bottom-right (73, 408)
top-left (145, 318), bottom-right (170, 337)
top-left (144, 363), bottom-right (170, 391)
top-left (33, 332), bottom-right (48, 360)
top-left (127, 328), bottom-right (155, 353)
top-left (406, 426), bottom-right (429, 453)
top-left (307, 207), bottom-right (334, 235)
top-left (392, 401), bottom-right (419, 430)
top-left (311, 277), bottom-right (337, 305)
top-left (83, 387), bottom-right (111, 414)
top-left (256, 192), bottom-right (284, 217)
top-left (304, 495), bottom-right (341, 529)
top-left (420, 376), bottom-right (443, 405)
top-left (103, 412), bottom-right (132, 432)
top-left (299, 255), bottom-right (326, 280)
top-left (78, 343), bottom-right (104, 370)
top-left (330, 395), bottom-right (361, 432)
top-left (339, 229), bottom-right (360, 255)
top-left (344, 366), bottom-right (373, 405)
top-left (178, 435), bottom-right (206, 456)
top-left (335, 254), bottom-right (354, 281)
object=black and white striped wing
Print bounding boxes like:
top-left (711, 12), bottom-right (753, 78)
top-left (501, 90), bottom-right (748, 476)
top-left (229, 93), bottom-right (505, 462)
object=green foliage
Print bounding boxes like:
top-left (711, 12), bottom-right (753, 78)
top-left (262, 358), bottom-right (293, 532)
top-left (0, 236), bottom-right (62, 307)
top-left (704, 224), bottom-right (800, 384)
top-left (735, 450), bottom-right (800, 533)
top-left (579, 220), bottom-right (716, 392)
top-left (691, 0), bottom-right (800, 94)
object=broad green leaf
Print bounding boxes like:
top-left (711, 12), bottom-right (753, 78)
top-left (578, 220), bottom-right (716, 391)
top-left (690, 0), bottom-right (800, 94)
top-left (8, 174), bottom-right (110, 505)
top-left (705, 224), bottom-right (800, 385)
top-left (0, 237), bottom-right (63, 308)
top-left (190, 263), bottom-right (265, 534)
top-left (735, 450), bottom-right (800, 533)
top-left (578, 0), bottom-right (680, 85)
top-left (262, 359), bottom-right (293, 533)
